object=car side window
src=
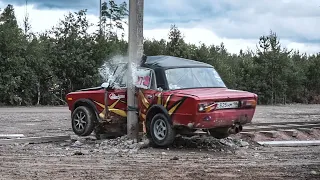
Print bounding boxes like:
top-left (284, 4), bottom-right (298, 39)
top-left (111, 75), bottom-right (125, 89)
top-left (119, 71), bottom-right (127, 88)
top-left (135, 67), bottom-right (157, 90)
top-left (111, 67), bottom-right (157, 90)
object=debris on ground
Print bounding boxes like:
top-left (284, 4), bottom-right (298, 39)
top-left (170, 135), bottom-right (253, 152)
top-left (63, 134), bottom-right (255, 156)
top-left (73, 151), bottom-right (84, 156)
top-left (72, 140), bottom-right (83, 147)
top-left (98, 135), bottom-right (150, 151)
top-left (310, 170), bottom-right (318, 175)
top-left (170, 156), bottom-right (179, 160)
top-left (1, 107), bottom-right (320, 179)
top-left (65, 135), bottom-right (151, 155)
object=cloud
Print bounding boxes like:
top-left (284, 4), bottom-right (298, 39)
top-left (1, 0), bottom-right (320, 54)
top-left (144, 0), bottom-right (320, 42)
top-left (1, 3), bottom-right (99, 34)
top-left (143, 28), bottom-right (257, 53)
top-left (1, 0), bottom-right (99, 12)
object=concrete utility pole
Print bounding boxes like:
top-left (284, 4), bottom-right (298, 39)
top-left (127, 0), bottom-right (144, 141)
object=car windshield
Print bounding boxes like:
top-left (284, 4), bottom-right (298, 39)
top-left (165, 67), bottom-right (226, 90)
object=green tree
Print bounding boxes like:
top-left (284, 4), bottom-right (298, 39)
top-left (1, 4), bottom-right (320, 106)
top-left (49, 10), bottom-right (101, 94)
top-left (144, 38), bottom-right (167, 55)
top-left (306, 53), bottom-right (320, 103)
top-left (0, 4), bottom-right (28, 105)
top-left (254, 31), bottom-right (291, 104)
top-left (167, 24), bottom-right (187, 57)
top-left (100, 0), bottom-right (128, 39)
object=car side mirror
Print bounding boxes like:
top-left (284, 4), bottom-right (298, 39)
top-left (101, 82), bottom-right (110, 88)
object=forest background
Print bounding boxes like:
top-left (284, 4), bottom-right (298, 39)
top-left (1, 1), bottom-right (319, 106)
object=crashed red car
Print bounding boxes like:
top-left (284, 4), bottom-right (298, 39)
top-left (66, 55), bottom-right (258, 147)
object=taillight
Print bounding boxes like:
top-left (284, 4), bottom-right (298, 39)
top-left (198, 103), bottom-right (206, 112)
top-left (241, 99), bottom-right (256, 108)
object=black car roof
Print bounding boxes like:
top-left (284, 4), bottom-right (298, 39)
top-left (142, 55), bottom-right (213, 69)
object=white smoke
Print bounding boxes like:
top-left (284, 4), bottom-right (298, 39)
top-left (98, 55), bottom-right (143, 90)
top-left (99, 55), bottom-right (127, 89)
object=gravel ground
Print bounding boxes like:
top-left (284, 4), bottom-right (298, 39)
top-left (1, 104), bottom-right (320, 137)
top-left (0, 105), bottom-right (320, 179)
top-left (254, 104), bottom-right (320, 123)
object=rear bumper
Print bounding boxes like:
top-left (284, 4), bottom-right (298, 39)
top-left (195, 108), bottom-right (255, 129)
top-left (173, 108), bottom-right (256, 129)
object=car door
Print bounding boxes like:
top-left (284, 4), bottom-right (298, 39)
top-left (135, 67), bottom-right (159, 121)
top-left (106, 68), bottom-right (128, 120)
top-left (105, 66), bottom-right (158, 123)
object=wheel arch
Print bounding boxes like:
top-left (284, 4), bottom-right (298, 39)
top-left (145, 104), bottom-right (171, 131)
top-left (72, 98), bottom-right (101, 123)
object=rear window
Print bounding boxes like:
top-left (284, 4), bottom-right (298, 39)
top-left (165, 67), bottom-right (226, 90)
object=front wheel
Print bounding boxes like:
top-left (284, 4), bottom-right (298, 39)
top-left (149, 113), bottom-right (176, 147)
top-left (71, 106), bottom-right (96, 136)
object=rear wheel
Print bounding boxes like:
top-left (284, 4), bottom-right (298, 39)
top-left (209, 127), bottom-right (230, 139)
top-left (71, 106), bottom-right (95, 136)
top-left (149, 113), bottom-right (176, 147)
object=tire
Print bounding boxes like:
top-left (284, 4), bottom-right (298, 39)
top-left (149, 113), bottom-right (176, 147)
top-left (209, 127), bottom-right (230, 139)
top-left (71, 106), bottom-right (96, 136)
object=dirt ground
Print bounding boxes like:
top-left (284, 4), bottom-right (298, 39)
top-left (254, 104), bottom-right (320, 123)
top-left (0, 105), bottom-right (320, 179)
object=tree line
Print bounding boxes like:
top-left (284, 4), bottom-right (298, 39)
top-left (0, 2), bottom-right (319, 106)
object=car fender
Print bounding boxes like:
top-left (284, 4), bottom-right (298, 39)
top-left (72, 98), bottom-right (102, 123)
top-left (146, 104), bottom-right (172, 125)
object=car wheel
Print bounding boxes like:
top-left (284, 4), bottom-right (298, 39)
top-left (71, 106), bottom-right (95, 136)
top-left (149, 113), bottom-right (176, 147)
top-left (209, 127), bottom-right (230, 139)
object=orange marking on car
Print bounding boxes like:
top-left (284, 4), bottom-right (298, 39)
top-left (164, 94), bottom-right (172, 108)
top-left (205, 103), bottom-right (217, 112)
top-left (157, 93), bottom-right (162, 105)
top-left (139, 90), bottom-right (150, 108)
top-left (168, 101), bottom-right (182, 115)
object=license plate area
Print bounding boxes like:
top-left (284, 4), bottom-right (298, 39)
top-left (216, 101), bottom-right (239, 109)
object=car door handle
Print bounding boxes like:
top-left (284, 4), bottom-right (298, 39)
top-left (146, 95), bottom-right (153, 99)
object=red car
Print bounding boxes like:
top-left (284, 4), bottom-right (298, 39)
top-left (66, 56), bottom-right (258, 147)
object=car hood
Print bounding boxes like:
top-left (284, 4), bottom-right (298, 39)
top-left (172, 88), bottom-right (256, 101)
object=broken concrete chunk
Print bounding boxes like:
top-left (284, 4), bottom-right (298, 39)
top-left (129, 149), bottom-right (138, 154)
top-left (240, 132), bottom-right (255, 138)
top-left (239, 141), bottom-right (249, 147)
top-left (297, 128), bottom-right (314, 134)
top-left (129, 144), bottom-right (137, 149)
top-left (170, 156), bottom-right (179, 160)
top-left (126, 140), bottom-right (134, 145)
top-left (310, 170), bottom-right (317, 175)
top-left (281, 130), bottom-right (298, 137)
top-left (73, 151), bottom-right (84, 155)
top-left (260, 131), bottom-right (278, 138)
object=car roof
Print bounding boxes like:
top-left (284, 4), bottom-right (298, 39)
top-left (142, 55), bottom-right (213, 69)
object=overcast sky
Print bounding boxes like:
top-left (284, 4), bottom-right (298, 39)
top-left (1, 0), bottom-right (319, 54)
